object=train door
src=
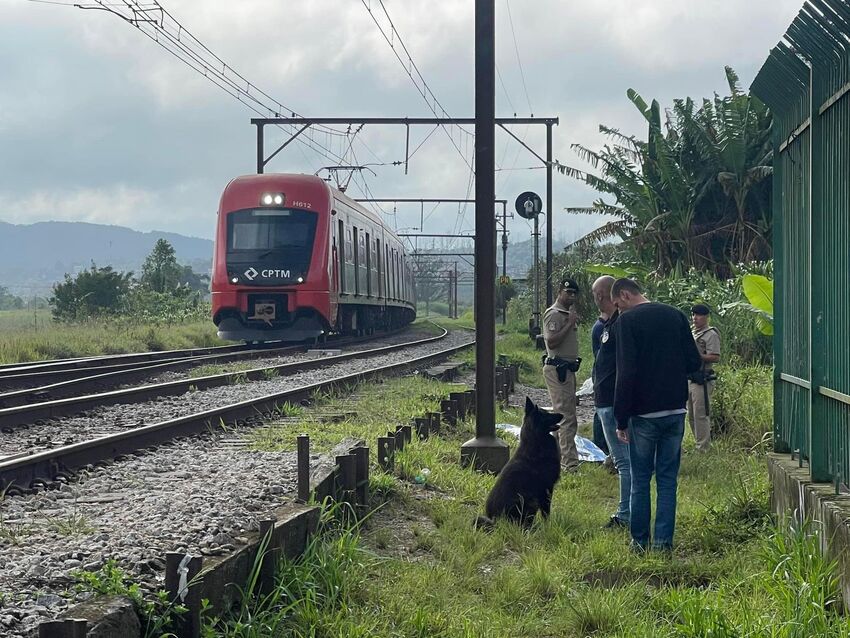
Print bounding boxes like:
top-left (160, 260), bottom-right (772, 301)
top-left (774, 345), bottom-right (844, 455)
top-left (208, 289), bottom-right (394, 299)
top-left (352, 226), bottom-right (360, 295)
top-left (336, 218), bottom-right (345, 294)
top-left (365, 231), bottom-right (372, 297)
top-left (370, 236), bottom-right (378, 297)
top-left (385, 245), bottom-right (391, 299)
top-left (345, 225), bottom-right (354, 294)
top-left (358, 231), bottom-right (367, 296)
top-left (376, 238), bottom-right (382, 299)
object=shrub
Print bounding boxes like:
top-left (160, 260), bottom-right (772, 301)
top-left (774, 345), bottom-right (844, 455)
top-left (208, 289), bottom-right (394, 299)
top-left (50, 263), bottom-right (134, 321)
top-left (712, 360), bottom-right (773, 448)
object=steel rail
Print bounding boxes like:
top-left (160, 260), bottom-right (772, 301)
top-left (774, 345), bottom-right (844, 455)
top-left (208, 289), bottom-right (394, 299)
top-left (0, 328), bottom-right (408, 392)
top-left (0, 336), bottom-right (472, 491)
top-left (0, 346), bottom-right (300, 393)
top-left (0, 328), bottom-right (451, 431)
top-left (0, 343), bottom-right (249, 377)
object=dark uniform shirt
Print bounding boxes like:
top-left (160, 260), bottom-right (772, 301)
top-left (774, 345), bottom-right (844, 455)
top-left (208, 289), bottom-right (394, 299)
top-left (593, 311), bottom-right (619, 408)
top-left (591, 317), bottom-right (605, 358)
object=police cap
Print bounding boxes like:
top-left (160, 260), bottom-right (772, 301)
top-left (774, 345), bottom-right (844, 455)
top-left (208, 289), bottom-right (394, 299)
top-left (691, 303), bottom-right (711, 316)
top-left (559, 278), bottom-right (580, 293)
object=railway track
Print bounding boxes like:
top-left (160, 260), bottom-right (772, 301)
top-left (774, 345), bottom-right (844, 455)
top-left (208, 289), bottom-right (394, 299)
top-left (0, 342), bottom-right (248, 377)
top-left (0, 328), bottom-right (411, 398)
top-left (0, 328), bottom-right (473, 492)
top-left (0, 330), bottom-right (404, 392)
top-left (0, 329), bottom-right (425, 423)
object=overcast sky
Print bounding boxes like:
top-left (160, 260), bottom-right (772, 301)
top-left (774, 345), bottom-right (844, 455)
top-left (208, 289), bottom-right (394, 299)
top-left (0, 0), bottom-right (801, 246)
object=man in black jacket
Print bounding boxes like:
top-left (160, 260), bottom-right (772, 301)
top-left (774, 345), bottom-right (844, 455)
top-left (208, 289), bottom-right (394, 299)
top-left (611, 278), bottom-right (701, 552)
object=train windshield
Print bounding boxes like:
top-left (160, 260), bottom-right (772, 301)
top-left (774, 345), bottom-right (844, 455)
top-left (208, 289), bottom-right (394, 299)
top-left (226, 208), bottom-right (318, 285)
top-left (228, 208), bottom-right (317, 251)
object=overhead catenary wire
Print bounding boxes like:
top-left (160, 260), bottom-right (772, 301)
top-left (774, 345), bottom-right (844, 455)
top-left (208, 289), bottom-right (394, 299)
top-left (51, 0), bottom-right (353, 171)
top-left (360, 0), bottom-right (474, 172)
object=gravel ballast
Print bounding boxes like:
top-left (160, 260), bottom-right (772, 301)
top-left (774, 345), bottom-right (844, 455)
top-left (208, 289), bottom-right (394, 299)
top-left (0, 329), bottom-right (472, 637)
top-left (1, 330), bottom-right (470, 459)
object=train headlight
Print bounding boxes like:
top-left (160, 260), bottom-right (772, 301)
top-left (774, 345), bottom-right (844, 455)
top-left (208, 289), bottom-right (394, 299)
top-left (230, 276), bottom-right (239, 284)
top-left (297, 276), bottom-right (304, 283)
top-left (260, 192), bottom-right (285, 206)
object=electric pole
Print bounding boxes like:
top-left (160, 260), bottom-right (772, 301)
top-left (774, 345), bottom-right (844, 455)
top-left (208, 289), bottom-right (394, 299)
top-left (461, 0), bottom-right (509, 472)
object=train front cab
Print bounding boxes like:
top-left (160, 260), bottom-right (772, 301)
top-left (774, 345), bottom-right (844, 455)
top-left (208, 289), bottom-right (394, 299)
top-left (212, 176), bottom-right (333, 342)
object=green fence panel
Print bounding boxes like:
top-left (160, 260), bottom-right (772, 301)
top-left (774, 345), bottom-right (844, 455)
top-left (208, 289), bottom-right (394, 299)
top-left (752, 0), bottom-right (850, 487)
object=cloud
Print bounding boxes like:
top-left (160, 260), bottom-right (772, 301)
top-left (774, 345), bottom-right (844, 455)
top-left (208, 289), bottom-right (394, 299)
top-left (0, 185), bottom-right (155, 227)
top-left (0, 0), bottom-right (803, 248)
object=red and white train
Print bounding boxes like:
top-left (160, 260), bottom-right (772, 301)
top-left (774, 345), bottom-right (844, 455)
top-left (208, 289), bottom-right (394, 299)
top-left (211, 173), bottom-right (416, 343)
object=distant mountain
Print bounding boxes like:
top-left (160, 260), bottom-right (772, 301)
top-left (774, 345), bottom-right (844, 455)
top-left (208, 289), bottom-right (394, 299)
top-left (0, 221), bottom-right (213, 297)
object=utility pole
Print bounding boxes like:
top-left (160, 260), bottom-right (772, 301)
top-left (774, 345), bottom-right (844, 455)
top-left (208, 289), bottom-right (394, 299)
top-left (501, 204), bottom-right (508, 325)
top-left (533, 213), bottom-right (540, 331)
top-left (461, 0), bottom-right (509, 473)
top-left (546, 123), bottom-right (554, 307)
top-left (453, 261), bottom-right (459, 319)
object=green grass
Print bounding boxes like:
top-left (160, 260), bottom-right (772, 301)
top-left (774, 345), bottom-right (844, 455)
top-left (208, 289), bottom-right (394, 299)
top-left (219, 363), bottom-right (849, 638)
top-left (0, 309), bottom-right (227, 364)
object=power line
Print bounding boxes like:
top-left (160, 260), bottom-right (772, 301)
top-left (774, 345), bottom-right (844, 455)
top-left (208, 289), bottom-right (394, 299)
top-left (505, 0), bottom-right (533, 115)
top-left (360, 0), bottom-right (474, 172)
top-left (62, 0), bottom-right (351, 169)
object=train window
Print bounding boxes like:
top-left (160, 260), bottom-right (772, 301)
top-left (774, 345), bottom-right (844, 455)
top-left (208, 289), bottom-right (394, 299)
top-left (228, 209), bottom-right (316, 251)
top-left (345, 228), bottom-right (353, 265)
top-left (358, 233), bottom-right (366, 265)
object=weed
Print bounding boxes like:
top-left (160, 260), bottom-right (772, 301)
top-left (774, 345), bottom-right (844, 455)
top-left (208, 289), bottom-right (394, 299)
top-left (231, 371), bottom-right (249, 385)
top-left (46, 511), bottom-right (96, 537)
top-left (73, 560), bottom-right (187, 638)
top-left (0, 486), bottom-right (29, 544)
top-left (262, 368), bottom-right (279, 380)
top-left (275, 401), bottom-right (302, 418)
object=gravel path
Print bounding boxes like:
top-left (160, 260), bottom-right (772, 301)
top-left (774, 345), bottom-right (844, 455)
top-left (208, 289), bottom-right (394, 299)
top-left (0, 329), bottom-right (472, 637)
top-left (1, 330), bottom-right (469, 459)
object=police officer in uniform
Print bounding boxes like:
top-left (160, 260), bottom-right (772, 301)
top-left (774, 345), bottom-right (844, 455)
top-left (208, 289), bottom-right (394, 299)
top-left (543, 279), bottom-right (581, 471)
top-left (687, 304), bottom-right (721, 452)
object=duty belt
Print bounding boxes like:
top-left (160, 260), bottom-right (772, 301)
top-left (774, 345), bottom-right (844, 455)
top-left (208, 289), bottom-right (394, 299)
top-left (543, 356), bottom-right (582, 382)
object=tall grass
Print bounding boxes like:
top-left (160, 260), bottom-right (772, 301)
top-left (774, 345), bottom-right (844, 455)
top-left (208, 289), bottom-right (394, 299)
top-left (712, 359), bottom-right (773, 448)
top-left (204, 502), bottom-right (373, 638)
top-left (203, 334), bottom-right (841, 637)
top-left (0, 309), bottom-right (225, 364)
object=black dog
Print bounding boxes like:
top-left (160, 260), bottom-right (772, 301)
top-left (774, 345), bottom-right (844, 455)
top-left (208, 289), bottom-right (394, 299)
top-left (477, 397), bottom-right (562, 529)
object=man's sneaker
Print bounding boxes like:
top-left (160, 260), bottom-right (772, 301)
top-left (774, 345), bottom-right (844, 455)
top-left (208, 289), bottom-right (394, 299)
top-left (603, 516), bottom-right (629, 530)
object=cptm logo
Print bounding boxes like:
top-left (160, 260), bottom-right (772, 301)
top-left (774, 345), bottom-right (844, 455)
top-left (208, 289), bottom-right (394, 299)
top-left (244, 267), bottom-right (259, 281)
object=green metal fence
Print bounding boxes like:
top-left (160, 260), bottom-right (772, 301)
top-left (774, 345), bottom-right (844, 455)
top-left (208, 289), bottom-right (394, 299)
top-left (752, 0), bottom-right (850, 489)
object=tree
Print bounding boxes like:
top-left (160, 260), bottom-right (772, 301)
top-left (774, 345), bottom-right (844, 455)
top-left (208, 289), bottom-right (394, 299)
top-left (140, 239), bottom-right (182, 293)
top-left (0, 285), bottom-right (24, 310)
top-left (557, 67), bottom-right (772, 277)
top-left (413, 257), bottom-right (450, 316)
top-left (50, 263), bottom-right (133, 321)
top-left (176, 264), bottom-right (210, 293)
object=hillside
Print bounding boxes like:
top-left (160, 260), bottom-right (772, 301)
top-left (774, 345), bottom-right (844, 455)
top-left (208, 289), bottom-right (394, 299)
top-left (0, 221), bottom-right (213, 297)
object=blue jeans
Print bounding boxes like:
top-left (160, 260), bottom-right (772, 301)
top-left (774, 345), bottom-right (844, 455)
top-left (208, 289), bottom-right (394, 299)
top-left (597, 406), bottom-right (630, 522)
top-left (628, 413), bottom-right (685, 550)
